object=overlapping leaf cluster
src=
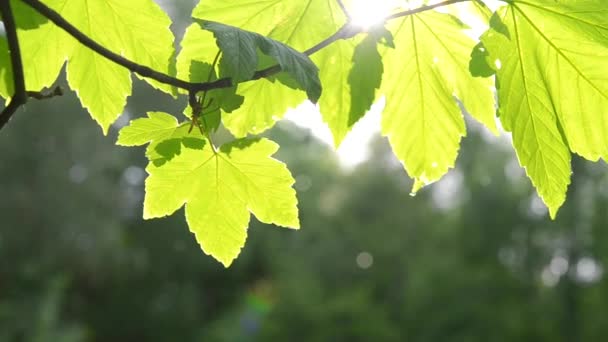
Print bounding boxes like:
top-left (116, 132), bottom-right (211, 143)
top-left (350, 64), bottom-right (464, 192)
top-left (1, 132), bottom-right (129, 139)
top-left (1, 0), bottom-right (607, 265)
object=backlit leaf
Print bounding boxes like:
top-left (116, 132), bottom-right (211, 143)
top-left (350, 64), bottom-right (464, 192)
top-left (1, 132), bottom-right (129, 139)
top-left (481, 0), bottom-right (608, 217)
top-left (380, 11), bottom-right (496, 193)
top-left (143, 135), bottom-right (299, 266)
top-left (117, 111), bottom-right (180, 147)
top-left (16, 0), bottom-right (74, 93)
top-left (15, 0), bottom-right (175, 133)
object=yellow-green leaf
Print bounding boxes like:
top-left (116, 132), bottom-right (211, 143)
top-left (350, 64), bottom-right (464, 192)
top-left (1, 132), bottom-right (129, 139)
top-left (17, 0), bottom-right (175, 133)
top-left (117, 111), bottom-right (180, 147)
top-left (481, 0), bottom-right (608, 217)
top-left (144, 136), bottom-right (299, 266)
top-left (380, 11), bottom-right (496, 193)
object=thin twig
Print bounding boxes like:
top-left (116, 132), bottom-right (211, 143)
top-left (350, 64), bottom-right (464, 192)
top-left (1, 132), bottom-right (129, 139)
top-left (0, 0), bottom-right (27, 130)
top-left (190, 50), bottom-right (221, 133)
top-left (386, 0), bottom-right (470, 20)
top-left (336, 0), bottom-right (351, 21)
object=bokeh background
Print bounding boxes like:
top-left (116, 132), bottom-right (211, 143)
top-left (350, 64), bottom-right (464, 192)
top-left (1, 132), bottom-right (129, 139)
top-left (2, 1), bottom-right (608, 341)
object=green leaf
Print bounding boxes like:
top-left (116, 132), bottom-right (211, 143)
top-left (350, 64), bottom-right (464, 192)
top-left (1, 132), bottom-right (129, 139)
top-left (469, 42), bottom-right (495, 78)
top-left (193, 0), bottom-right (343, 137)
top-left (348, 31), bottom-right (385, 126)
top-left (203, 21), bottom-right (259, 82)
top-left (176, 24), bottom-right (219, 85)
top-left (143, 137), bottom-right (299, 267)
top-left (223, 78), bottom-right (306, 137)
top-left (200, 20), bottom-right (322, 103)
top-left (481, 0), bottom-right (608, 217)
top-left (380, 11), bottom-right (496, 193)
top-left (17, 0), bottom-right (175, 133)
top-left (313, 40), bottom-right (355, 146)
top-left (11, 0), bottom-right (47, 30)
top-left (117, 112), bottom-right (181, 147)
top-left (14, 0), bottom-right (73, 94)
top-left (117, 111), bottom-right (202, 166)
top-left (0, 36), bottom-right (12, 100)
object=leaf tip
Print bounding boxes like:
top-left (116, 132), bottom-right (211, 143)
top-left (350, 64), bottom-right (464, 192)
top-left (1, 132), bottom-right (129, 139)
top-left (549, 208), bottom-right (559, 220)
top-left (218, 258), bottom-right (235, 268)
top-left (411, 177), bottom-right (430, 195)
top-left (545, 197), bottom-right (565, 220)
top-left (100, 124), bottom-right (110, 136)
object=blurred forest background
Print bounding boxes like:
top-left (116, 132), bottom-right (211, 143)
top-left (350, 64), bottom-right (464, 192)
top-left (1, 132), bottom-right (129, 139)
top-left (2, 1), bottom-right (608, 341)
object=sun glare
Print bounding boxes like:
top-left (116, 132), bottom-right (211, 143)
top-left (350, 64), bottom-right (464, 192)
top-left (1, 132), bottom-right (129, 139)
top-left (284, 101), bottom-right (382, 170)
top-left (349, 0), bottom-right (403, 29)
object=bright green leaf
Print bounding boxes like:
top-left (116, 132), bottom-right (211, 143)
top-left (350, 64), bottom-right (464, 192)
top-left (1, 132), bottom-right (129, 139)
top-left (15, 0), bottom-right (73, 93)
top-left (144, 137), bottom-right (299, 266)
top-left (380, 11), bottom-right (496, 193)
top-left (117, 112), bottom-right (201, 166)
top-left (18, 0), bottom-right (175, 133)
top-left (67, 46), bottom-right (132, 134)
top-left (223, 78), bottom-right (305, 137)
top-left (481, 0), bottom-right (608, 217)
top-left (176, 24), bottom-right (219, 85)
top-left (117, 112), bottom-right (180, 147)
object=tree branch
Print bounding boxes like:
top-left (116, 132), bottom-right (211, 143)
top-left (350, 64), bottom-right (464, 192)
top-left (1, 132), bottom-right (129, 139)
top-left (0, 0), bottom-right (27, 130)
top-left (20, 0), bottom-right (193, 90)
top-left (13, 0), bottom-right (470, 127)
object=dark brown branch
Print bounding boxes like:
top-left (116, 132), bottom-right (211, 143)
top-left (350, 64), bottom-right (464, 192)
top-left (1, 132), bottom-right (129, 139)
top-left (0, 0), bottom-right (27, 130)
top-left (27, 86), bottom-right (64, 100)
